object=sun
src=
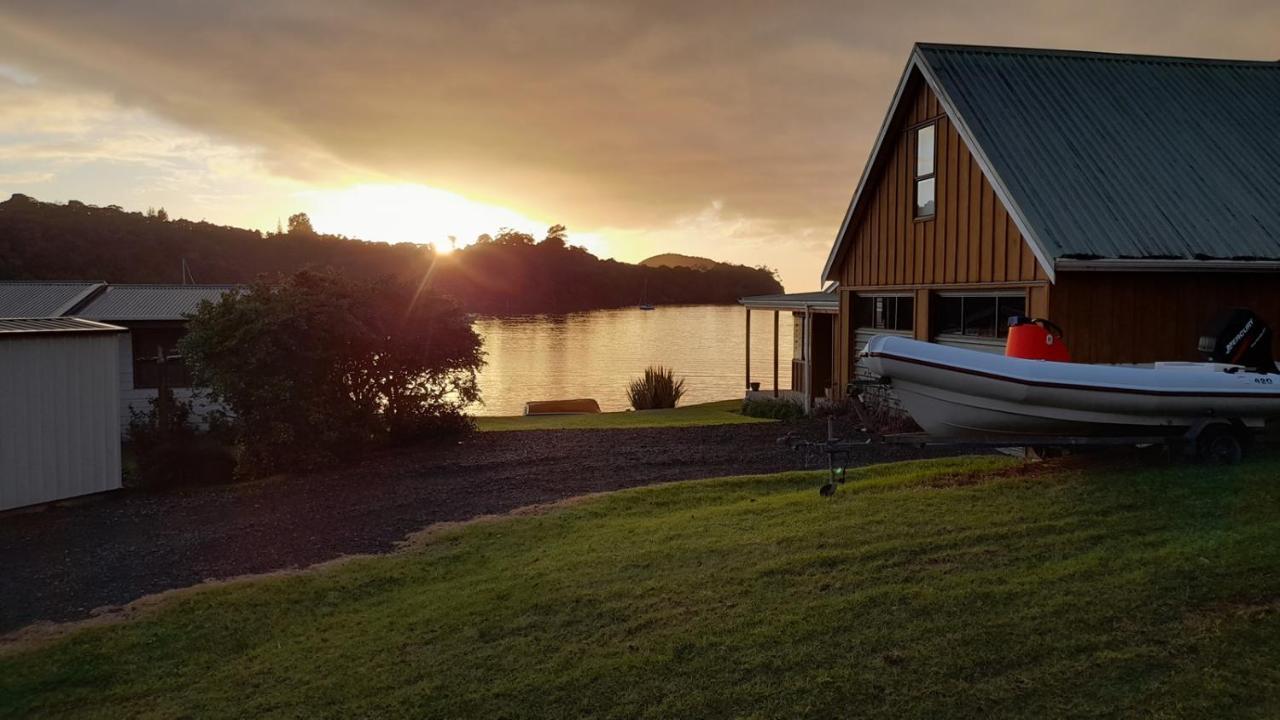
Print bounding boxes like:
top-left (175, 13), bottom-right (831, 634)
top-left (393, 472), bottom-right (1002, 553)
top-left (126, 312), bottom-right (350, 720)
top-left (298, 183), bottom-right (546, 251)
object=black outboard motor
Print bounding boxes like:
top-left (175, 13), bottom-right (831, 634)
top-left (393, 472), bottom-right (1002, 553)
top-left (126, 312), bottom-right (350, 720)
top-left (1198, 308), bottom-right (1278, 373)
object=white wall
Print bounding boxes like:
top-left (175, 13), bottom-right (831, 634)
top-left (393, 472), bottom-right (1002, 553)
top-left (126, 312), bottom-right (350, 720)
top-left (116, 334), bottom-right (226, 432)
top-left (0, 333), bottom-right (123, 511)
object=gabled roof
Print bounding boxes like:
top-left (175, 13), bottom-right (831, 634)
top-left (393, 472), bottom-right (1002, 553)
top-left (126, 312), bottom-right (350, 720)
top-left (824, 44), bottom-right (1280, 283)
top-left (0, 282), bottom-right (104, 317)
top-left (73, 284), bottom-right (238, 321)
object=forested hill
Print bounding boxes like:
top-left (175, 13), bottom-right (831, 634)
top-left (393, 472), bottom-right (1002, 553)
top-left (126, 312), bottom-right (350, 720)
top-left (0, 195), bottom-right (783, 314)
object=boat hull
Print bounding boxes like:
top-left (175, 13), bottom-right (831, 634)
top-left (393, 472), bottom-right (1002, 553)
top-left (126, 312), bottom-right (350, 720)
top-left (862, 335), bottom-right (1280, 440)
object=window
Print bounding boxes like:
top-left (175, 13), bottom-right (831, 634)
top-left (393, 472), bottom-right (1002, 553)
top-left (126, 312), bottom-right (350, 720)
top-left (854, 295), bottom-right (914, 331)
top-left (131, 327), bottom-right (193, 389)
top-left (932, 294), bottom-right (1026, 339)
top-left (914, 123), bottom-right (936, 218)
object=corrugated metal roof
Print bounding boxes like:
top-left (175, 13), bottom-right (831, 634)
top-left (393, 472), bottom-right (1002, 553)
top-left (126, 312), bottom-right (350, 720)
top-left (0, 317), bottom-right (125, 336)
top-left (0, 282), bottom-right (104, 318)
top-left (918, 44), bottom-right (1280, 262)
top-left (73, 284), bottom-right (238, 321)
top-left (740, 291), bottom-right (839, 310)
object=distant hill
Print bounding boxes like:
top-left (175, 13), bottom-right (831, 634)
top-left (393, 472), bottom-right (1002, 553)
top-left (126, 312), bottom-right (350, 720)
top-left (0, 195), bottom-right (783, 314)
top-left (639, 253), bottom-right (724, 270)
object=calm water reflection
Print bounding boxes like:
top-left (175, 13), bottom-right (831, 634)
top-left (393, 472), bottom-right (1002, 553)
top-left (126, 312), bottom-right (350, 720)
top-left (472, 304), bottom-right (796, 415)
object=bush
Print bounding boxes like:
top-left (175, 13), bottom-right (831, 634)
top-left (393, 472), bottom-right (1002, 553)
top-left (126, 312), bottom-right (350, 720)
top-left (180, 270), bottom-right (485, 477)
top-left (741, 396), bottom-right (806, 420)
top-left (851, 387), bottom-right (921, 434)
top-left (126, 389), bottom-right (236, 487)
top-left (627, 366), bottom-right (686, 410)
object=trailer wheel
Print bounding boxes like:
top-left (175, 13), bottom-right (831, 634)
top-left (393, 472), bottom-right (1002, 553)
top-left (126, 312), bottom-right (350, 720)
top-left (1196, 425), bottom-right (1244, 465)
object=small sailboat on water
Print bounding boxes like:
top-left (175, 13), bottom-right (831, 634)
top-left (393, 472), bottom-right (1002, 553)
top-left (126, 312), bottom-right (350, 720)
top-left (639, 278), bottom-right (655, 310)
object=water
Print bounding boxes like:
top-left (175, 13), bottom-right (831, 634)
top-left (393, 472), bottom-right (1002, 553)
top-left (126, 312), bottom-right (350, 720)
top-left (472, 304), bottom-right (796, 415)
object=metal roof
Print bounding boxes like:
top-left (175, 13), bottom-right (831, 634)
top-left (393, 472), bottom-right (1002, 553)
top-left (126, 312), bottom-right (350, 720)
top-left (824, 44), bottom-right (1280, 282)
top-left (0, 282), bottom-right (104, 318)
top-left (921, 44), bottom-right (1280, 262)
top-left (0, 317), bottom-right (125, 337)
top-left (740, 291), bottom-right (839, 312)
top-left (73, 284), bottom-right (238, 321)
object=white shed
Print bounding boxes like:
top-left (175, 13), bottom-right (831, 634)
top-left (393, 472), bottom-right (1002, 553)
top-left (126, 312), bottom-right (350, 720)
top-left (0, 317), bottom-right (125, 511)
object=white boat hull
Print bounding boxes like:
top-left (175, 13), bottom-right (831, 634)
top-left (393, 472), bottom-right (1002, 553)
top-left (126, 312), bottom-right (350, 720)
top-left (861, 335), bottom-right (1280, 440)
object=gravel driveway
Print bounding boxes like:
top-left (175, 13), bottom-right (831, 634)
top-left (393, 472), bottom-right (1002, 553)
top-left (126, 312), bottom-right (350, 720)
top-left (0, 420), bottom-right (968, 633)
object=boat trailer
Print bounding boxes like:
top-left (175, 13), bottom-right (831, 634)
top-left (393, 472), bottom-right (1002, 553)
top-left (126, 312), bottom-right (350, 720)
top-left (787, 381), bottom-right (1253, 497)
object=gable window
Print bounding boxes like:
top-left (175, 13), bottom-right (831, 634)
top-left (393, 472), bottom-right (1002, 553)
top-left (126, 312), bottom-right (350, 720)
top-left (914, 123), bottom-right (936, 219)
top-left (933, 293), bottom-right (1026, 339)
top-left (854, 294), bottom-right (914, 332)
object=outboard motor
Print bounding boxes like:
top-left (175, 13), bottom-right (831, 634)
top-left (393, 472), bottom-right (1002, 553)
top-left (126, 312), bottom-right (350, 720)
top-left (1198, 308), bottom-right (1278, 373)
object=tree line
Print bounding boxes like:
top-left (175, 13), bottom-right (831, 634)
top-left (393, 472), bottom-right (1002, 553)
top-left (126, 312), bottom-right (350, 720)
top-left (0, 194), bottom-right (783, 313)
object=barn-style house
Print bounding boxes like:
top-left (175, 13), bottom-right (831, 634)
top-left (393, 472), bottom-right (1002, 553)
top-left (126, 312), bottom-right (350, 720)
top-left (799, 43), bottom-right (1280, 402)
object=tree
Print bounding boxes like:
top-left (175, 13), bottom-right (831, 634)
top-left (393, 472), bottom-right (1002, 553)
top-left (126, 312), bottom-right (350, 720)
top-left (287, 212), bottom-right (315, 235)
top-left (493, 228), bottom-right (536, 246)
top-left (540, 224), bottom-right (568, 249)
top-left (180, 270), bottom-right (484, 476)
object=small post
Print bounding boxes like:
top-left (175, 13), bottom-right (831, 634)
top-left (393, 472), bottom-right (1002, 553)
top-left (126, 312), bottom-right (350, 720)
top-left (804, 307), bottom-right (813, 413)
top-left (772, 310), bottom-right (779, 398)
top-left (744, 308), bottom-right (751, 390)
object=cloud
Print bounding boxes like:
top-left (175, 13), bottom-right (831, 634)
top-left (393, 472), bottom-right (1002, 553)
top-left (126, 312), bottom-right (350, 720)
top-left (1, 0), bottom-right (1278, 288)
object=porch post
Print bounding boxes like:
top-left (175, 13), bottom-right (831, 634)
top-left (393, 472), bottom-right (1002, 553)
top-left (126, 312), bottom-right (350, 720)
top-left (804, 306), bottom-right (813, 412)
top-left (744, 307), bottom-right (751, 390)
top-left (772, 310), bottom-right (779, 398)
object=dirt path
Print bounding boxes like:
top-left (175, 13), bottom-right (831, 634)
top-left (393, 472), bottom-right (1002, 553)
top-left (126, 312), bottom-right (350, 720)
top-left (0, 420), bottom-right (971, 633)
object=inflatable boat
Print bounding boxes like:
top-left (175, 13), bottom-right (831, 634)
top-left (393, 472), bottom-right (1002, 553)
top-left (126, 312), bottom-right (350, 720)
top-left (860, 310), bottom-right (1280, 441)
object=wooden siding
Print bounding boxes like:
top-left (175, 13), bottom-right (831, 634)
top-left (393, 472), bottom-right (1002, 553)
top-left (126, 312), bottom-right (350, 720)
top-left (1050, 272), bottom-right (1280, 365)
top-left (838, 79), bottom-right (1048, 289)
top-left (831, 75), bottom-right (1051, 391)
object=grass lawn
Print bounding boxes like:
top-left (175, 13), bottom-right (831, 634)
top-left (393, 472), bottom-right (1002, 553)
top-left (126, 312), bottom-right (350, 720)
top-left (473, 398), bottom-right (771, 431)
top-left (5, 454), bottom-right (1280, 718)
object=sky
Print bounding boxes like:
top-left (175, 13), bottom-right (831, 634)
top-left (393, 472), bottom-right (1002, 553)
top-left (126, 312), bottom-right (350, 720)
top-left (1, 1), bottom-right (1278, 290)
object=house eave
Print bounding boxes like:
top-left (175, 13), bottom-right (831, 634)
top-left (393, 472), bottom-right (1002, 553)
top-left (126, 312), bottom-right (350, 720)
top-left (1056, 258), bottom-right (1280, 273)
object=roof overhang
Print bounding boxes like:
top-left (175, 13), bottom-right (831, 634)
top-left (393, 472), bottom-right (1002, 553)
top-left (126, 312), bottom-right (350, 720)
top-left (0, 317), bottom-right (127, 339)
top-left (821, 45), bottom-right (1058, 286)
top-left (1056, 258), bottom-right (1280, 273)
top-left (740, 294), bottom-right (839, 313)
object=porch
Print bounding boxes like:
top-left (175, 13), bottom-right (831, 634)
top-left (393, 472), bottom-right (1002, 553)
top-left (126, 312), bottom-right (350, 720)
top-left (739, 290), bottom-right (840, 413)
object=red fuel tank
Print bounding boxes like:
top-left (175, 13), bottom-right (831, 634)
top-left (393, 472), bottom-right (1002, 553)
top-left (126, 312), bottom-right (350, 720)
top-left (1006, 316), bottom-right (1071, 362)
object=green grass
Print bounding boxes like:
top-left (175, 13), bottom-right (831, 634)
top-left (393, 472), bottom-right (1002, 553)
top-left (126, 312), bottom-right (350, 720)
top-left (473, 398), bottom-right (770, 431)
top-left (5, 454), bottom-right (1280, 718)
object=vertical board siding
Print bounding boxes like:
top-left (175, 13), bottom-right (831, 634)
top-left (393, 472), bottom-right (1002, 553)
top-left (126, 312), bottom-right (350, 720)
top-left (839, 79), bottom-right (1047, 288)
top-left (0, 334), bottom-right (122, 511)
top-left (1050, 273), bottom-right (1280, 364)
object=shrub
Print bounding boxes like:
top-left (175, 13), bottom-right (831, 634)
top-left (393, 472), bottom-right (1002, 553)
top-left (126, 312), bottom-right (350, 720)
top-left (741, 396), bottom-right (806, 420)
top-left (627, 366), bottom-right (686, 410)
top-left (180, 270), bottom-right (484, 477)
top-left (851, 387), bottom-right (920, 434)
top-left (126, 388), bottom-right (236, 487)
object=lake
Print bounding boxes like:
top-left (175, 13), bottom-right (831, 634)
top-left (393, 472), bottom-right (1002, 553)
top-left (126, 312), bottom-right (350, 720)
top-left (472, 304), bottom-right (796, 415)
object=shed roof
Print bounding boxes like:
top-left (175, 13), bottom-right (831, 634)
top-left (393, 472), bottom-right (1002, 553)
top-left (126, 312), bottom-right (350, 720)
top-left (0, 317), bottom-right (125, 337)
top-left (740, 291), bottom-right (839, 312)
top-left (824, 44), bottom-right (1280, 281)
top-left (0, 282), bottom-right (104, 318)
top-left (72, 284), bottom-right (238, 321)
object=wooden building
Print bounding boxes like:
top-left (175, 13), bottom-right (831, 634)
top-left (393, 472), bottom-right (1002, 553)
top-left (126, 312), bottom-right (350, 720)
top-left (821, 44), bottom-right (1280, 396)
